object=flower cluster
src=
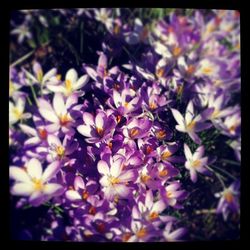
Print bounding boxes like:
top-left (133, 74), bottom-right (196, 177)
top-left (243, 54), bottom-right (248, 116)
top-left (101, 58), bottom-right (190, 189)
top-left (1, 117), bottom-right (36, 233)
top-left (9, 8), bottom-right (240, 241)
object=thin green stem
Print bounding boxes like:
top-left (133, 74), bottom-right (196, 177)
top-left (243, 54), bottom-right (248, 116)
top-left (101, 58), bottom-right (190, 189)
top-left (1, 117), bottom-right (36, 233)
top-left (212, 165), bottom-right (238, 180)
top-left (206, 165), bottom-right (226, 188)
top-left (10, 50), bottom-right (35, 68)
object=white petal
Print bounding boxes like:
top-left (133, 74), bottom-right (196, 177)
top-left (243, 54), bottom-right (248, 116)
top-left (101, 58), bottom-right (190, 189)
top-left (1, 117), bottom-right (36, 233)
top-left (53, 93), bottom-right (65, 116)
top-left (47, 134), bottom-right (61, 147)
top-left (39, 108), bottom-right (58, 123)
top-left (110, 158), bottom-right (123, 177)
top-left (82, 112), bottom-right (95, 126)
top-left (184, 143), bottom-right (193, 161)
top-left (74, 75), bottom-right (89, 90)
top-left (95, 111), bottom-right (106, 129)
top-left (9, 167), bottom-right (30, 183)
top-left (97, 160), bottom-right (110, 175)
top-left (185, 101), bottom-right (194, 125)
top-left (43, 183), bottom-right (63, 196)
top-left (171, 109), bottom-right (185, 126)
top-left (113, 90), bottom-right (121, 108)
top-left (26, 158), bottom-right (43, 179)
top-left (65, 190), bottom-right (81, 201)
top-left (43, 68), bottom-right (57, 82)
top-left (24, 137), bottom-right (41, 146)
top-left (77, 125), bottom-right (92, 137)
top-left (19, 124), bottom-right (37, 136)
top-left (66, 68), bottom-right (78, 83)
top-left (42, 161), bottom-right (61, 182)
top-left (11, 183), bottom-right (34, 196)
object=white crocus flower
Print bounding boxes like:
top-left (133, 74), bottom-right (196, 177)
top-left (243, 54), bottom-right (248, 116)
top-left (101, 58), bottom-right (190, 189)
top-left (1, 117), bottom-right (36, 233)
top-left (9, 158), bottom-right (63, 206)
top-left (9, 97), bottom-right (31, 125)
top-left (46, 69), bottom-right (89, 96)
top-left (184, 143), bottom-right (209, 183)
top-left (11, 24), bottom-right (32, 43)
top-left (171, 100), bottom-right (212, 144)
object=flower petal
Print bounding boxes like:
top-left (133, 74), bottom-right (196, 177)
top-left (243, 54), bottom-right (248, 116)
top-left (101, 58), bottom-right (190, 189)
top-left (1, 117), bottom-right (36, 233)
top-left (42, 161), bottom-right (61, 182)
top-left (53, 93), bottom-right (65, 116)
top-left (26, 158), bottom-right (43, 179)
top-left (65, 190), bottom-right (81, 201)
top-left (82, 112), bottom-right (95, 126)
top-left (97, 160), bottom-right (110, 175)
top-left (11, 183), bottom-right (34, 196)
top-left (43, 183), bottom-right (64, 196)
top-left (66, 68), bottom-right (78, 83)
top-left (171, 109), bottom-right (185, 126)
top-left (77, 124), bottom-right (92, 137)
top-left (9, 167), bottom-right (31, 183)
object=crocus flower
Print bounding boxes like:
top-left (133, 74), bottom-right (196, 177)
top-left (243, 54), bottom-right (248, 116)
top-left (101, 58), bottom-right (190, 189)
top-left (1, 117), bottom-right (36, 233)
top-left (215, 180), bottom-right (240, 220)
top-left (47, 68), bottom-right (89, 96)
top-left (123, 117), bottom-right (152, 141)
top-left (19, 124), bottom-right (48, 147)
top-left (11, 24), bottom-right (32, 43)
top-left (108, 88), bottom-right (141, 116)
top-left (160, 181), bottom-right (188, 208)
top-left (171, 100), bottom-right (212, 144)
top-left (205, 94), bottom-right (239, 122)
top-left (23, 61), bottom-right (58, 87)
top-left (38, 93), bottom-right (77, 135)
top-left (184, 143), bottom-right (209, 183)
top-left (163, 222), bottom-right (187, 242)
top-left (9, 97), bottom-right (31, 125)
top-left (46, 134), bottom-right (78, 164)
top-left (10, 158), bottom-right (63, 206)
top-left (77, 110), bottom-right (116, 143)
top-left (97, 155), bottom-right (137, 201)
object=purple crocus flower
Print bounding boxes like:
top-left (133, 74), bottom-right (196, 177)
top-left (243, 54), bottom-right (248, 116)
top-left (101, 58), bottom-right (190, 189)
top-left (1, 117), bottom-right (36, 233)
top-left (10, 158), bottom-right (63, 206)
top-left (97, 154), bottom-right (137, 201)
top-left (160, 181), bottom-right (188, 209)
top-left (184, 143), bottom-right (209, 183)
top-left (77, 110), bottom-right (116, 143)
top-left (107, 88), bottom-right (141, 116)
top-left (163, 222), bottom-right (187, 241)
top-left (38, 93), bottom-right (77, 135)
top-left (215, 180), bottom-right (240, 220)
top-left (46, 134), bottom-right (78, 164)
top-left (123, 117), bottom-right (152, 141)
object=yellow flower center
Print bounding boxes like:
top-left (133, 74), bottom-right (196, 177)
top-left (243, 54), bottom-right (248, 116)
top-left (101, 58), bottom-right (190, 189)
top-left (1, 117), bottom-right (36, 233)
top-left (211, 109), bottom-right (220, 119)
top-left (129, 128), bottom-right (139, 138)
top-left (156, 130), bottom-right (166, 140)
top-left (187, 65), bottom-right (195, 74)
top-left (224, 191), bottom-right (234, 203)
top-left (141, 175), bottom-right (151, 183)
top-left (173, 47), bottom-right (182, 57)
top-left (96, 127), bottom-right (104, 136)
top-left (161, 151), bottom-right (172, 160)
top-left (65, 79), bottom-right (72, 93)
top-left (159, 169), bottom-right (169, 177)
top-left (166, 191), bottom-right (173, 198)
top-left (82, 190), bottom-right (89, 200)
top-left (229, 125), bottom-right (237, 134)
top-left (56, 145), bottom-right (65, 157)
top-left (187, 120), bottom-right (196, 131)
top-left (202, 67), bottom-right (213, 75)
top-left (60, 113), bottom-right (72, 126)
top-left (136, 228), bottom-right (147, 238)
top-left (149, 212), bottom-right (159, 221)
top-left (38, 128), bottom-right (47, 140)
top-left (56, 74), bottom-right (62, 81)
top-left (109, 176), bottom-right (120, 185)
top-left (156, 68), bottom-right (164, 78)
top-left (149, 101), bottom-right (157, 110)
top-left (192, 159), bottom-right (201, 168)
top-left (32, 178), bottom-right (43, 191)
